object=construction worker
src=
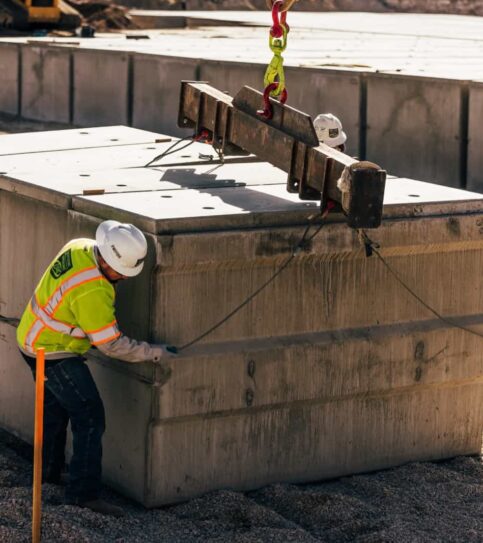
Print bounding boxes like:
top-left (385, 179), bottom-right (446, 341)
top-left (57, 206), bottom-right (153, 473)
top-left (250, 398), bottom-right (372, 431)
top-left (16, 220), bottom-right (174, 517)
top-left (314, 113), bottom-right (347, 153)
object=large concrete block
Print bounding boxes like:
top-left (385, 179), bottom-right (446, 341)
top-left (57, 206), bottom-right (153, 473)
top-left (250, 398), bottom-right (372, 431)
top-left (1, 127), bottom-right (482, 508)
top-left (132, 54), bottom-right (199, 137)
top-left (366, 73), bottom-right (464, 187)
top-left (199, 60), bottom-right (265, 97)
top-left (467, 81), bottom-right (483, 193)
top-left (87, 358), bottom-right (152, 503)
top-left (286, 67), bottom-right (361, 158)
top-left (20, 45), bottom-right (71, 123)
top-left (73, 50), bottom-right (129, 127)
top-left (0, 323), bottom-right (34, 442)
top-left (0, 43), bottom-right (19, 115)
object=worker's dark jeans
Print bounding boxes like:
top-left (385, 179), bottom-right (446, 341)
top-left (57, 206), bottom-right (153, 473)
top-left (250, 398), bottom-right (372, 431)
top-left (21, 352), bottom-right (105, 504)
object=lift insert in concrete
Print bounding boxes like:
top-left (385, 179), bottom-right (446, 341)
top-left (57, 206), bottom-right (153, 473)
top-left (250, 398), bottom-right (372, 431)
top-left (0, 127), bottom-right (482, 506)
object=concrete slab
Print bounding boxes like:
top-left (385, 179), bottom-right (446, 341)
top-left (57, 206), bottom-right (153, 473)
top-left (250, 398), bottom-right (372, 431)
top-left (20, 45), bottom-right (71, 124)
top-left (366, 73), bottom-right (464, 187)
top-left (132, 54), bottom-right (199, 137)
top-left (0, 43), bottom-right (19, 116)
top-left (0, 126), bottom-right (167, 156)
top-left (73, 50), bottom-right (130, 127)
top-left (467, 81), bottom-right (483, 193)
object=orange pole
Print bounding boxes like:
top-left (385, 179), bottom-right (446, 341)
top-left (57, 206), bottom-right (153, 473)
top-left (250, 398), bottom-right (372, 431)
top-left (32, 348), bottom-right (45, 543)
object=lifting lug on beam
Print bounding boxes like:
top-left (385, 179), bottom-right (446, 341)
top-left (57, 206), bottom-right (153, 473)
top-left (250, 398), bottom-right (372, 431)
top-left (178, 81), bottom-right (386, 229)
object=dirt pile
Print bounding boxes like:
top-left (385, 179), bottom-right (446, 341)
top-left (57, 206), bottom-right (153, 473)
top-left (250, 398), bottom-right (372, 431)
top-left (65, 0), bottom-right (139, 31)
top-left (0, 427), bottom-right (481, 542)
top-left (117, 0), bottom-right (483, 15)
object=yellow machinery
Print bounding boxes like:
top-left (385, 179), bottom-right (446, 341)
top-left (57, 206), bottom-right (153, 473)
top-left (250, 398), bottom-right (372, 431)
top-left (0, 0), bottom-right (81, 30)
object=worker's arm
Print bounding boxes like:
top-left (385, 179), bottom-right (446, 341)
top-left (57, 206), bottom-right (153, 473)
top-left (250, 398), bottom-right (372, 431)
top-left (70, 286), bottom-right (172, 363)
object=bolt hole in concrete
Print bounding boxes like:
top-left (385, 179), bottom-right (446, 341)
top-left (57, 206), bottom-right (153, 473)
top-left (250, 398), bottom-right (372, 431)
top-left (79, 174), bottom-right (90, 177)
top-left (145, 147), bottom-right (156, 150)
top-left (116, 184), bottom-right (127, 187)
top-left (409, 194), bottom-right (420, 197)
top-left (110, 139), bottom-right (119, 142)
top-left (161, 195), bottom-right (172, 198)
top-left (203, 206), bottom-right (215, 210)
top-left (80, 132), bottom-right (89, 135)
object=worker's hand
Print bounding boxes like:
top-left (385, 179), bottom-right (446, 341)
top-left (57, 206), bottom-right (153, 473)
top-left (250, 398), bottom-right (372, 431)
top-left (152, 344), bottom-right (178, 362)
top-left (265, 0), bottom-right (298, 11)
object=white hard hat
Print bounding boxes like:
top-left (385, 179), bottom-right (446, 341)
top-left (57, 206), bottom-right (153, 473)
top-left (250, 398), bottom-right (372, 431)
top-left (96, 220), bottom-right (147, 277)
top-left (314, 113), bottom-right (347, 148)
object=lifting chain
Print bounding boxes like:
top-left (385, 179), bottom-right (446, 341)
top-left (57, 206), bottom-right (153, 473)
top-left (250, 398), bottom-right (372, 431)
top-left (257, 0), bottom-right (293, 120)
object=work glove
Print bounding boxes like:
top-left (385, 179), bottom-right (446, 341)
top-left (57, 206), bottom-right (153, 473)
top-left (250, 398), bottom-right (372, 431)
top-left (152, 344), bottom-right (178, 362)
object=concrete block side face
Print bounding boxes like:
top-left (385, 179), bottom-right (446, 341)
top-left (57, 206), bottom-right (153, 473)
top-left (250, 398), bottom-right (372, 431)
top-left (153, 240), bottom-right (483, 346)
top-left (0, 191), bottom-right (70, 318)
top-left (285, 68), bottom-right (361, 157)
top-left (21, 47), bottom-right (70, 123)
top-left (86, 360), bottom-right (151, 503)
top-left (199, 61), bottom-right (265, 99)
top-left (132, 55), bottom-right (199, 137)
top-left (366, 76), bottom-right (461, 187)
top-left (0, 44), bottom-right (19, 115)
top-left (0, 323), bottom-right (34, 442)
top-left (467, 84), bottom-right (483, 193)
top-left (73, 51), bottom-right (129, 127)
top-left (146, 382), bottom-right (483, 505)
top-left (154, 327), bottom-right (483, 420)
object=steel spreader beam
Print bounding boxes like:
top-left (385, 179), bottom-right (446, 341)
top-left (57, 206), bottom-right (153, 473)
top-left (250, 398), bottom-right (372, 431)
top-left (178, 81), bottom-right (386, 229)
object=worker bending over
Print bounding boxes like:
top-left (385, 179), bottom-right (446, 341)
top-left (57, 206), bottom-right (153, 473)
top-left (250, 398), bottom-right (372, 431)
top-left (17, 220), bottom-right (174, 517)
top-left (314, 113), bottom-right (347, 152)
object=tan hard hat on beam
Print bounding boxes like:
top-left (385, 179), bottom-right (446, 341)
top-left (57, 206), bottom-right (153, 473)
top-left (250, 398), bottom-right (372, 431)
top-left (265, 0), bottom-right (298, 11)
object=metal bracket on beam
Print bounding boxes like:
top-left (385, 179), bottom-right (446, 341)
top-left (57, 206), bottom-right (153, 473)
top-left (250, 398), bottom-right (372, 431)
top-left (178, 81), bottom-right (386, 229)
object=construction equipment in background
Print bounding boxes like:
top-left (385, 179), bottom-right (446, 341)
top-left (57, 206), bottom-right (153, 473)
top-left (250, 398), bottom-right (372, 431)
top-left (0, 0), bottom-right (81, 31)
top-left (178, 81), bottom-right (387, 229)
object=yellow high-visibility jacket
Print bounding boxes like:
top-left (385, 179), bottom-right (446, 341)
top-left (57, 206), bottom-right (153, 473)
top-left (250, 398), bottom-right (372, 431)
top-left (17, 239), bottom-right (162, 362)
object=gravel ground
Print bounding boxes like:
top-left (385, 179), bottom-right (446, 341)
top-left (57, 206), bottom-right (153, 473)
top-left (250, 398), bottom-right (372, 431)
top-left (0, 428), bottom-right (481, 543)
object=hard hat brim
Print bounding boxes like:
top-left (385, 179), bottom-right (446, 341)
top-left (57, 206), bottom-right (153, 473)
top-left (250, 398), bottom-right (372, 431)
top-left (319, 130), bottom-right (347, 148)
top-left (95, 220), bottom-right (145, 277)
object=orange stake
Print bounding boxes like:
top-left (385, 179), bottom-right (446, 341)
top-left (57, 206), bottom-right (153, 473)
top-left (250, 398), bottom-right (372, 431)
top-left (32, 348), bottom-right (45, 543)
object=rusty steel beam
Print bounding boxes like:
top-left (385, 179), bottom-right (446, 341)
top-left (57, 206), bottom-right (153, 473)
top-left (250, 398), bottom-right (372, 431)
top-left (178, 81), bottom-right (386, 228)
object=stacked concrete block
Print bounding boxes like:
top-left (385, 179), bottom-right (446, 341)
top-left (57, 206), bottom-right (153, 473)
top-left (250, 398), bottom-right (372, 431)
top-left (467, 81), bottom-right (483, 193)
top-left (73, 50), bottom-right (130, 127)
top-left (20, 45), bottom-right (71, 123)
top-left (1, 127), bottom-right (482, 507)
top-left (366, 73), bottom-right (465, 188)
top-left (0, 43), bottom-right (19, 116)
top-left (132, 54), bottom-right (199, 137)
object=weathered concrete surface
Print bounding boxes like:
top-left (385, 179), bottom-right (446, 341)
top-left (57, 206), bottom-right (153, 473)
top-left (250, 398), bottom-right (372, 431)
top-left (366, 73), bottom-right (464, 187)
top-left (133, 54), bottom-right (199, 137)
top-left (73, 50), bottom-right (130, 127)
top-left (20, 45), bottom-right (71, 124)
top-left (0, 323), bottom-right (34, 442)
top-left (467, 81), bottom-right (483, 193)
top-left (1, 127), bottom-right (482, 507)
top-left (0, 44), bottom-right (19, 116)
top-left (2, 12), bottom-right (483, 188)
top-left (286, 67), bottom-right (361, 158)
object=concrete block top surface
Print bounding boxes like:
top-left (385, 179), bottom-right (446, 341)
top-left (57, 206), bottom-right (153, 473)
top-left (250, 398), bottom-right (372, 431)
top-left (2, 12), bottom-right (483, 79)
top-left (0, 126), bottom-right (167, 156)
top-left (1, 127), bottom-right (483, 233)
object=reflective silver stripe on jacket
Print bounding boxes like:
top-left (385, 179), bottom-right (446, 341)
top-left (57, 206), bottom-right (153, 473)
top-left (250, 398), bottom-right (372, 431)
top-left (24, 320), bottom-right (45, 354)
top-left (30, 297), bottom-right (86, 339)
top-left (87, 323), bottom-right (120, 345)
top-left (43, 267), bottom-right (103, 316)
